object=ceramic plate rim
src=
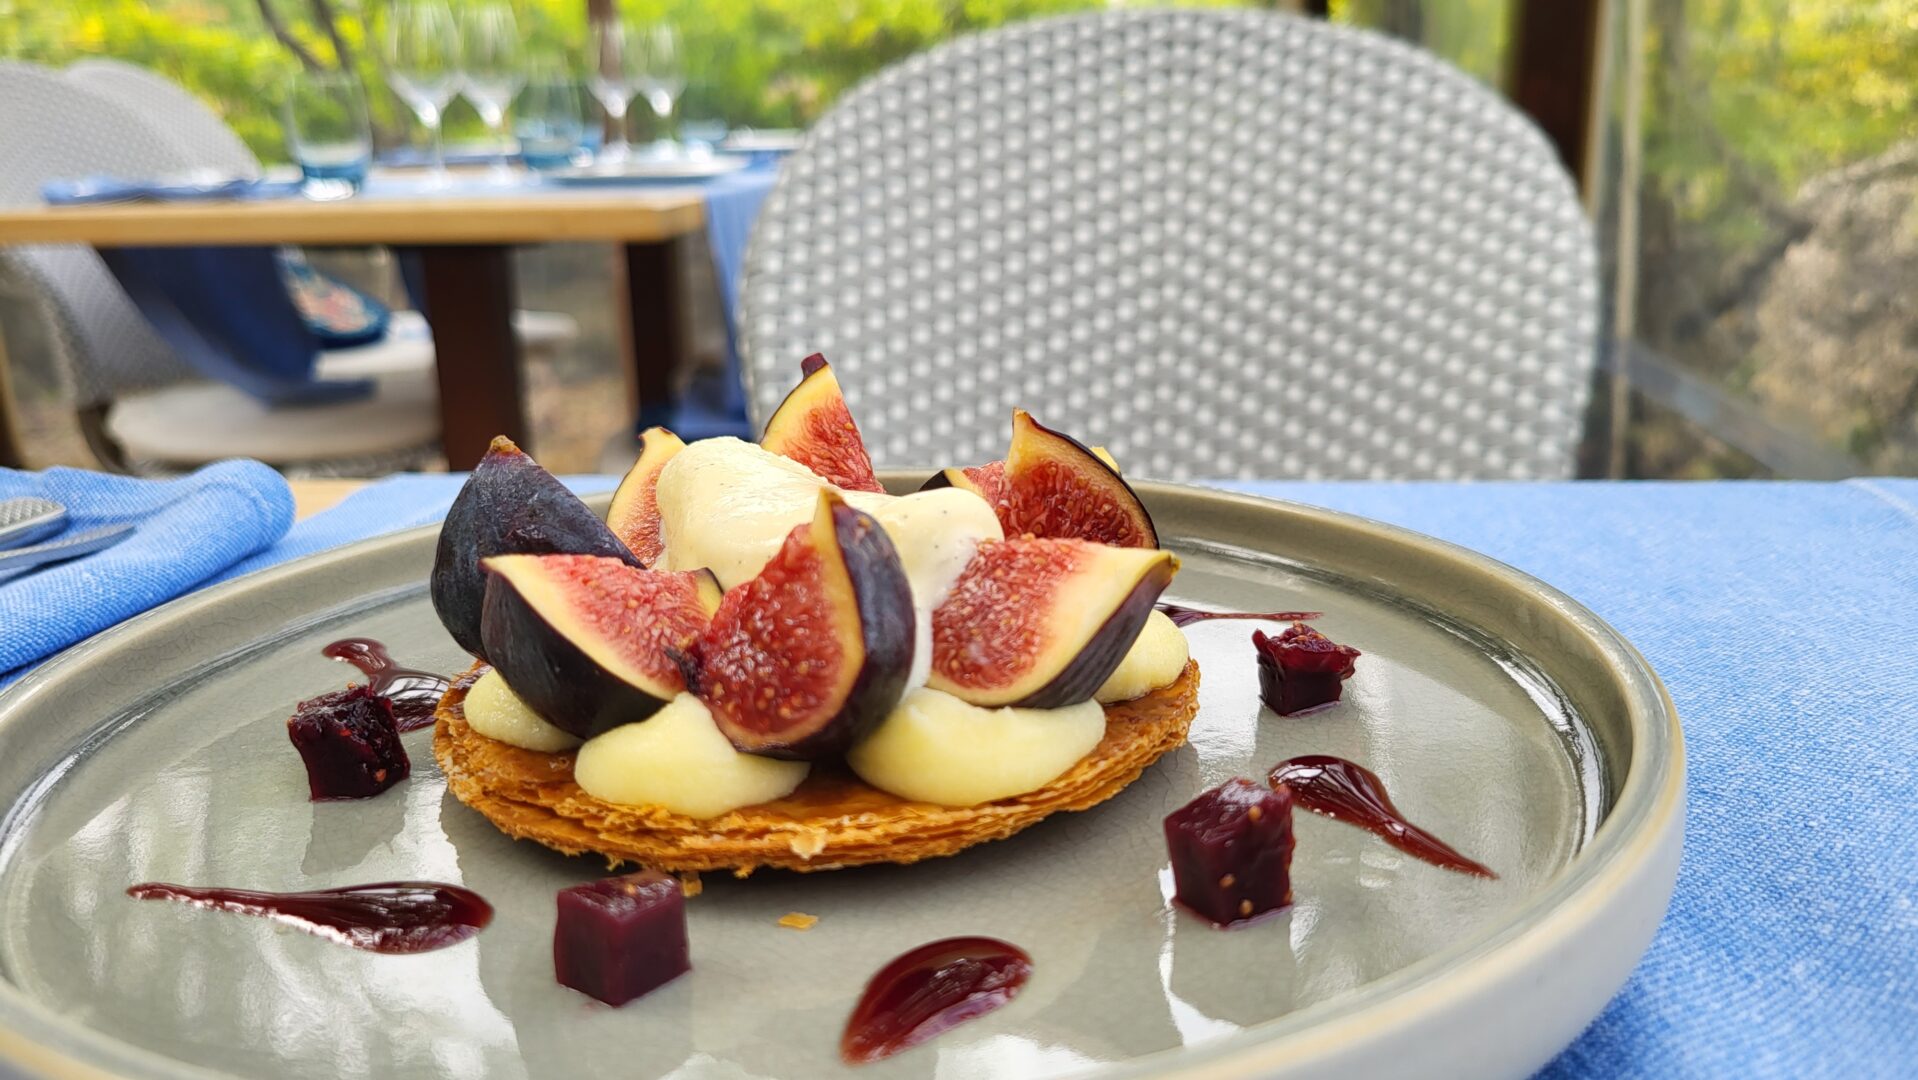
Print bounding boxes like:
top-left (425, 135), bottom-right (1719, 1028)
top-left (0, 482), bottom-right (1684, 1080)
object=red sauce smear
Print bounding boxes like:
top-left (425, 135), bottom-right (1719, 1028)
top-left (1156, 603), bottom-right (1324, 628)
top-left (841, 937), bottom-right (1031, 1064)
top-left (126, 881), bottom-right (492, 954)
top-left (322, 637), bottom-right (449, 731)
top-left (1268, 755), bottom-right (1497, 879)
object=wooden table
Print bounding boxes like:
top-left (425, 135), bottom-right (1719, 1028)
top-left (0, 189), bottom-right (709, 469)
top-left (289, 477), bottom-right (365, 521)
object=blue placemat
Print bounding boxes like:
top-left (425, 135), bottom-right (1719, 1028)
top-left (9, 474), bottom-right (1915, 1075)
top-left (0, 462), bottom-right (295, 685)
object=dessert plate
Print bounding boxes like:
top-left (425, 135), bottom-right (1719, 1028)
top-left (0, 481), bottom-right (1683, 1080)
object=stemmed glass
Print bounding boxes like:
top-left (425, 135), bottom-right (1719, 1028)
top-left (636, 23), bottom-right (684, 158)
top-left (384, 0), bottom-right (461, 184)
top-left (587, 18), bottom-right (641, 164)
top-left (459, 2), bottom-right (523, 174)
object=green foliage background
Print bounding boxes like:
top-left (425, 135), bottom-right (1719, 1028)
top-left (0, 0), bottom-right (1247, 162)
top-left (4, 0), bottom-right (1913, 475)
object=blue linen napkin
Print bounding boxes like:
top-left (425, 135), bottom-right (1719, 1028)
top-left (0, 461), bottom-right (294, 685)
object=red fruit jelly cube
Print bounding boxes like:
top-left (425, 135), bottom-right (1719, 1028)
top-left (1163, 778), bottom-right (1295, 927)
top-left (554, 870), bottom-right (691, 1006)
top-left (1253, 623), bottom-right (1361, 715)
top-left (286, 685), bottom-right (410, 800)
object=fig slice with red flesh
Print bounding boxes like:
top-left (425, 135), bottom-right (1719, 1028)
top-left (920, 413), bottom-right (1156, 548)
top-left (605, 426), bottom-right (686, 565)
top-left (688, 490), bottom-right (914, 760)
top-left (1002, 410), bottom-right (1157, 547)
top-left (759, 354), bottom-right (887, 493)
top-left (919, 460), bottom-right (1009, 506)
top-left (928, 538), bottom-right (1178, 708)
top-left (432, 436), bottom-right (642, 661)
top-left (479, 554), bottom-right (723, 740)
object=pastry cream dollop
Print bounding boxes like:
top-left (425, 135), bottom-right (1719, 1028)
top-left (464, 668), bottom-right (582, 753)
top-left (573, 694), bottom-right (809, 818)
top-left (1095, 610), bottom-right (1189, 703)
top-left (847, 688), bottom-right (1106, 806)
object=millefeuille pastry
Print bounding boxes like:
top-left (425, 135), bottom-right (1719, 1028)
top-left (429, 357), bottom-right (1198, 874)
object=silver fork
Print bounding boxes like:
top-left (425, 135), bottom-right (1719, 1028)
top-left (0, 523), bottom-right (137, 581)
top-left (0, 498), bottom-right (68, 550)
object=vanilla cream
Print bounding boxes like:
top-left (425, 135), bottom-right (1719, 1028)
top-left (463, 668), bottom-right (582, 752)
top-left (847, 687), bottom-right (1107, 806)
top-left (574, 694), bottom-right (809, 817)
top-left (1096, 610), bottom-right (1189, 703)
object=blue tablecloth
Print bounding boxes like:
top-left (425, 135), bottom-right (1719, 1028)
top-left (10, 475), bottom-right (1918, 1075)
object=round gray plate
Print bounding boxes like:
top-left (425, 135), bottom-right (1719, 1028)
top-left (0, 483), bottom-right (1683, 1080)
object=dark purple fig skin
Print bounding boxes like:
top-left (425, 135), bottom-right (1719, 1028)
top-left (821, 497), bottom-right (916, 756)
top-left (1164, 778), bottom-right (1295, 928)
top-left (916, 468), bottom-right (969, 494)
top-left (479, 570), bottom-right (677, 741)
top-left (432, 437), bottom-right (641, 660)
top-left (1007, 411), bottom-right (1158, 549)
top-left (1008, 557), bottom-right (1176, 709)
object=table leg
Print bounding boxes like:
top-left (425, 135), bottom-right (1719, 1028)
top-left (416, 245), bottom-right (528, 469)
top-left (623, 239), bottom-right (687, 429)
top-left (0, 331), bottom-right (25, 468)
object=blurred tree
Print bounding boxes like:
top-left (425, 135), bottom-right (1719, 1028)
top-left (1628, 0), bottom-right (1918, 475)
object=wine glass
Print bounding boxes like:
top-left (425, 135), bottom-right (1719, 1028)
top-left (587, 19), bottom-right (641, 164)
top-left (283, 72), bottom-right (371, 200)
top-left (636, 23), bottom-right (684, 158)
top-left (384, 0), bottom-right (461, 184)
top-left (459, 1), bottom-right (523, 174)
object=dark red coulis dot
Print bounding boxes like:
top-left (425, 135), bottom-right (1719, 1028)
top-left (125, 881), bottom-right (493, 954)
top-left (841, 937), bottom-right (1032, 1064)
top-left (1155, 603), bottom-right (1324, 628)
top-left (321, 637), bottom-right (450, 731)
top-left (1269, 755), bottom-right (1496, 879)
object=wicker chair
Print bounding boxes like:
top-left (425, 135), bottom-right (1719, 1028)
top-left (739, 10), bottom-right (1597, 480)
top-left (64, 59), bottom-right (262, 178)
top-left (0, 62), bottom-right (438, 471)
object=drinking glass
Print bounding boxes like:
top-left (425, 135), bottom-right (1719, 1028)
top-left (283, 73), bottom-right (372, 201)
top-left (515, 76), bottom-right (586, 171)
top-left (384, 0), bottom-right (461, 183)
top-left (587, 18), bottom-right (641, 163)
top-left (459, 1), bottom-right (523, 172)
top-left (636, 23), bottom-right (685, 157)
